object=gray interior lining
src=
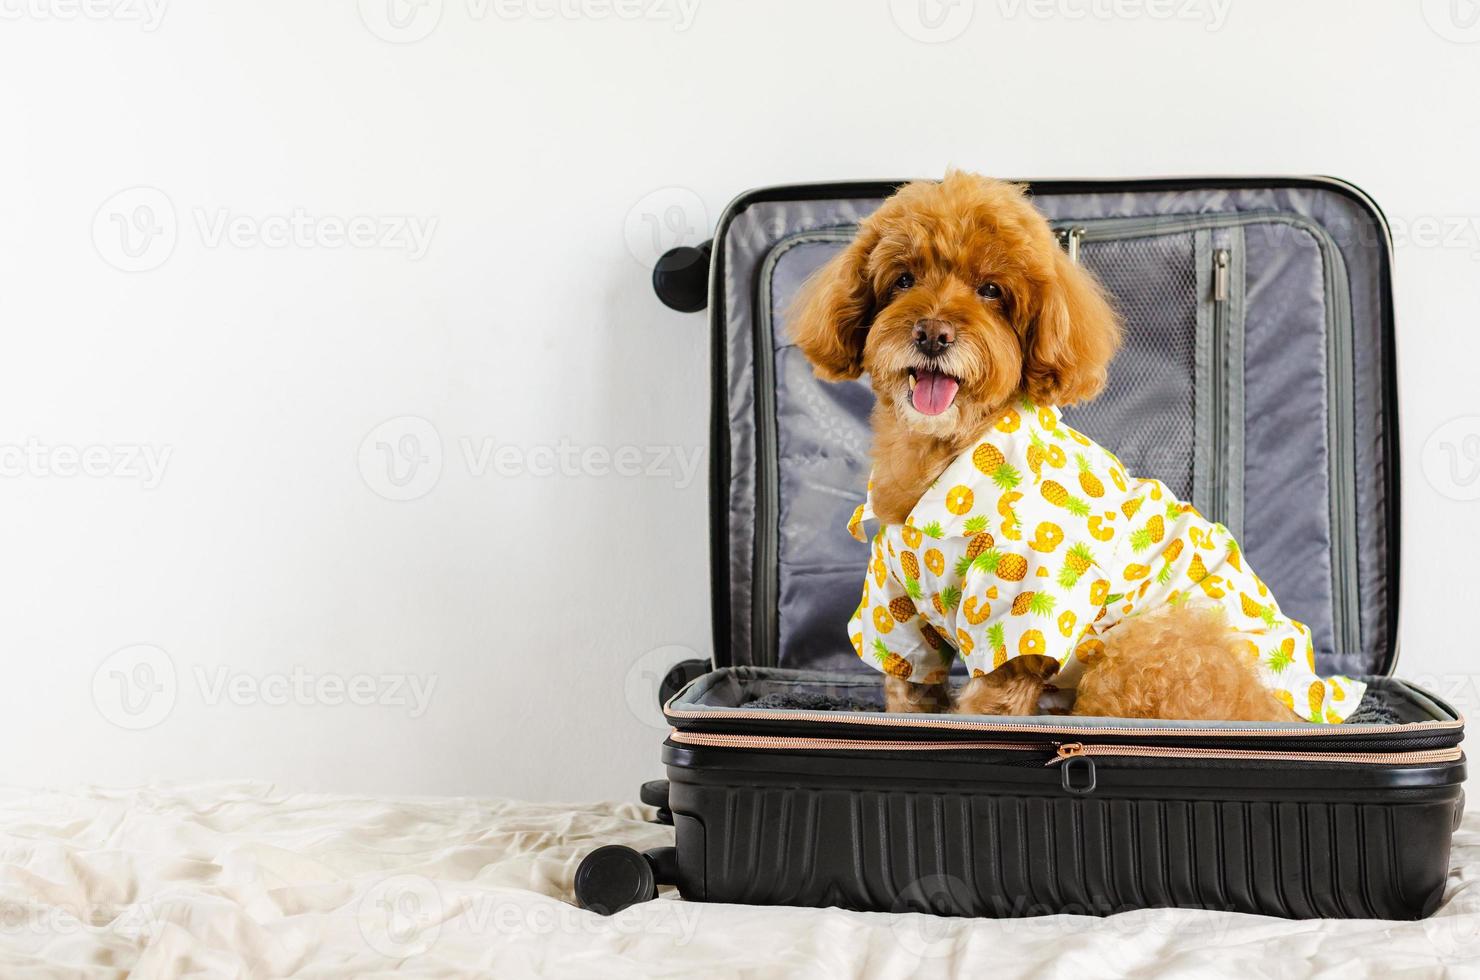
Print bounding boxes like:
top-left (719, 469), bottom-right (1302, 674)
top-left (743, 681), bottom-right (1403, 726)
top-left (1061, 227), bottom-right (1202, 506)
top-left (721, 182), bottom-right (1392, 679)
top-left (723, 199), bottom-right (885, 673)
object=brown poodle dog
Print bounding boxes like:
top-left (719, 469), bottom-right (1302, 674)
top-left (789, 171), bottom-right (1296, 722)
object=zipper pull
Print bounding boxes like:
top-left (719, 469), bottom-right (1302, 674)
top-left (1048, 741), bottom-right (1085, 765)
top-left (1052, 742), bottom-right (1097, 794)
top-left (1213, 248), bottom-right (1230, 302)
top-left (1057, 227), bottom-right (1085, 264)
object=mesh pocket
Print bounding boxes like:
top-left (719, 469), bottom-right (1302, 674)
top-left (1060, 232), bottom-right (1200, 501)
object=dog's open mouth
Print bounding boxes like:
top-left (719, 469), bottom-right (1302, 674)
top-left (907, 367), bottom-right (960, 416)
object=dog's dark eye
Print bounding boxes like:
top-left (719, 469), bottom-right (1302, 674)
top-left (977, 281), bottom-right (1002, 300)
top-left (894, 272), bottom-right (915, 292)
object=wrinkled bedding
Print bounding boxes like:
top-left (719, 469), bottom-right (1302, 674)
top-left (0, 782), bottom-right (1477, 978)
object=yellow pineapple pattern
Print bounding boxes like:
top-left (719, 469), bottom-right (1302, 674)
top-left (924, 548), bottom-right (945, 576)
top-left (846, 397), bottom-right (1364, 722)
top-left (1028, 522), bottom-right (1064, 553)
top-left (1087, 514), bottom-right (1116, 541)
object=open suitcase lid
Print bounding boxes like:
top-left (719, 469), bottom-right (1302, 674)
top-left (677, 177), bottom-right (1399, 680)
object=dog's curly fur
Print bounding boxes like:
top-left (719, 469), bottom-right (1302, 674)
top-left (790, 170), bottom-right (1295, 722)
top-left (1074, 604), bottom-right (1293, 721)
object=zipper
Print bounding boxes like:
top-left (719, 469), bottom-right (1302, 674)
top-left (670, 731), bottom-right (1461, 767)
top-left (1318, 229), bottom-right (1361, 661)
top-left (1049, 741), bottom-right (1460, 767)
top-left (666, 701), bottom-right (1463, 742)
top-left (750, 211), bottom-right (1360, 669)
top-left (715, 177), bottom-right (1397, 677)
top-left (1211, 247), bottom-right (1231, 526)
top-left (751, 229), bottom-right (855, 667)
top-left (1057, 225), bottom-right (1085, 263)
top-left (670, 731), bottom-right (1041, 753)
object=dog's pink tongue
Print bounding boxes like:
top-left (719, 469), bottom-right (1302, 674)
top-left (911, 370), bottom-right (959, 416)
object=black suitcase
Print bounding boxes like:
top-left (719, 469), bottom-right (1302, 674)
top-left (577, 177), bottom-right (1465, 921)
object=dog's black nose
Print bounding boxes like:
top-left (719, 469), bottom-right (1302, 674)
top-left (913, 319), bottom-right (955, 357)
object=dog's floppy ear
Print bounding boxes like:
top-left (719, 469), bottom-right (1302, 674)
top-left (1023, 248), bottom-right (1122, 406)
top-left (788, 229), bottom-right (878, 381)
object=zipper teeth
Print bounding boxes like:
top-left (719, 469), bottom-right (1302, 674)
top-left (1211, 247), bottom-right (1230, 526)
top-left (664, 703), bottom-right (1463, 738)
top-left (671, 731), bottom-right (1461, 766)
top-left (1051, 210), bottom-right (1287, 240)
top-left (1320, 233), bottom-right (1360, 660)
top-left (753, 229), bottom-right (856, 669)
top-left (1050, 744), bottom-right (1462, 766)
top-left (743, 208), bottom-right (1363, 673)
top-left (670, 731), bottom-right (1036, 752)
top-left (715, 177), bottom-right (1396, 675)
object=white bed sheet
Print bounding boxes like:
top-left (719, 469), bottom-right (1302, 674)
top-left (0, 782), bottom-right (1476, 978)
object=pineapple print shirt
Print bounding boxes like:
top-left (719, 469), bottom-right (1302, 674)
top-left (846, 399), bottom-right (1366, 723)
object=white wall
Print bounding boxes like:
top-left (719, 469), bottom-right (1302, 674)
top-left (1, 0), bottom-right (1477, 802)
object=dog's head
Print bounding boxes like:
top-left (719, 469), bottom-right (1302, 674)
top-left (789, 171), bottom-right (1121, 437)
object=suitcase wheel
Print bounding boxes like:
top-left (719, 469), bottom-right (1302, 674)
top-left (575, 845), bottom-right (676, 915)
top-left (640, 779), bottom-right (672, 825)
top-left (652, 241), bottom-right (711, 312)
